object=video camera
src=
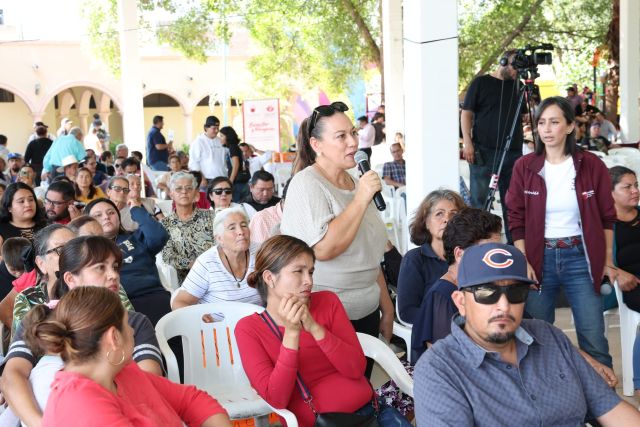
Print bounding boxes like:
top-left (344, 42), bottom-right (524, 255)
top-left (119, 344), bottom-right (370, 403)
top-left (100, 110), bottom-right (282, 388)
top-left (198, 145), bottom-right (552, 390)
top-left (504, 44), bottom-right (554, 80)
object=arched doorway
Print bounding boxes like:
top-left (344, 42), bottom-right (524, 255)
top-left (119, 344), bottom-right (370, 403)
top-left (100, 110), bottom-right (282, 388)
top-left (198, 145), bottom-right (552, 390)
top-left (0, 87), bottom-right (39, 154)
top-left (143, 92), bottom-right (186, 151)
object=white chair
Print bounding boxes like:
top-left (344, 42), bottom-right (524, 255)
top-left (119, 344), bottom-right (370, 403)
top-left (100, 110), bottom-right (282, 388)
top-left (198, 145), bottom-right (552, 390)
top-left (613, 281), bottom-right (640, 396)
top-left (274, 164), bottom-right (292, 197)
top-left (156, 253), bottom-right (180, 291)
top-left (392, 299), bottom-right (413, 364)
top-left (155, 302), bottom-right (297, 426)
top-left (154, 198), bottom-right (174, 216)
top-left (591, 150), bottom-right (607, 159)
top-left (608, 147), bottom-right (640, 158)
top-left (357, 333), bottom-right (414, 397)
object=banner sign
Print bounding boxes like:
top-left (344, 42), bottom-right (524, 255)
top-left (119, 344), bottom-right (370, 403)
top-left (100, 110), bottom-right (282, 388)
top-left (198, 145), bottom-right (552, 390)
top-left (242, 98), bottom-right (280, 151)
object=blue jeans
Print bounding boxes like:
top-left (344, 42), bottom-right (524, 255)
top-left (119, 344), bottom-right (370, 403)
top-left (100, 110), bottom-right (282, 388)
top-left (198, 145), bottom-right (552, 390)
top-left (469, 147), bottom-right (520, 244)
top-left (150, 160), bottom-right (169, 171)
top-left (354, 397), bottom-right (412, 427)
top-left (232, 182), bottom-right (249, 203)
top-left (525, 243), bottom-right (612, 367)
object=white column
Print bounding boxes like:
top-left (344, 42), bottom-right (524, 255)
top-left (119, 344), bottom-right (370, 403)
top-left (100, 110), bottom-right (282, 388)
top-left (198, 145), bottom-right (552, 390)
top-left (403, 1), bottom-right (459, 226)
top-left (184, 113), bottom-right (194, 145)
top-left (620, 0), bottom-right (640, 143)
top-left (78, 113), bottom-right (89, 136)
top-left (117, 0), bottom-right (145, 155)
top-left (381, 0), bottom-right (404, 138)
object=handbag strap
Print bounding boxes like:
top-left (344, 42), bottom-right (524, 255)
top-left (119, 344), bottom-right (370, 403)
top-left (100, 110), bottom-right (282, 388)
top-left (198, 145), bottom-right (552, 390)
top-left (258, 310), bottom-right (379, 415)
top-left (259, 310), bottom-right (319, 414)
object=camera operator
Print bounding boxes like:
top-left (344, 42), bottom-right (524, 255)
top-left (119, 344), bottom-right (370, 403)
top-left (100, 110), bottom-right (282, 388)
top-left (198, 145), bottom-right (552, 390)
top-left (461, 49), bottom-right (527, 243)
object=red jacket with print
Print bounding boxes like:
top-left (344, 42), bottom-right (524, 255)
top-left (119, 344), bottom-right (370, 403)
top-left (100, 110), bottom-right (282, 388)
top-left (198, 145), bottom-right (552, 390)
top-left (506, 150), bottom-right (616, 292)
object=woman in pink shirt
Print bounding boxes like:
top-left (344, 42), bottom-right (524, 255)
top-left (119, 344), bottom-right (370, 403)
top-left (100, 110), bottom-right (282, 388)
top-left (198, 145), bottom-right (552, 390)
top-left (235, 235), bottom-right (410, 427)
top-left (27, 286), bottom-right (231, 427)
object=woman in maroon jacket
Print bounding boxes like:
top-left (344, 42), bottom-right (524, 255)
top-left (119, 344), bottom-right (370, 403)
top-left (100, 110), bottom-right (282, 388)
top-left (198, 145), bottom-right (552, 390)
top-left (506, 96), bottom-right (617, 368)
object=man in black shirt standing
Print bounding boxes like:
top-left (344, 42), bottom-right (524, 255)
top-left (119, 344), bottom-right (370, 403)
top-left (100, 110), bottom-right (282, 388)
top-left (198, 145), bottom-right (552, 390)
top-left (461, 49), bottom-right (524, 243)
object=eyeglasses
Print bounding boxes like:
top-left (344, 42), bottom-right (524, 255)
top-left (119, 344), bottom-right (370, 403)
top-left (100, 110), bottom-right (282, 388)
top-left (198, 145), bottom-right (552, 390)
top-left (44, 245), bottom-right (64, 256)
top-left (109, 185), bottom-right (130, 194)
top-left (44, 198), bottom-right (69, 207)
top-left (211, 188), bottom-right (233, 195)
top-left (462, 283), bottom-right (530, 305)
top-left (308, 101), bottom-right (349, 136)
top-left (174, 185), bottom-right (195, 193)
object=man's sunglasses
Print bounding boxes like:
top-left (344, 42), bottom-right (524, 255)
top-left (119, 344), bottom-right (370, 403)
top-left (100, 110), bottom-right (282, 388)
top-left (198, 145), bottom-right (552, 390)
top-left (462, 283), bottom-right (530, 305)
top-left (308, 101), bottom-right (349, 136)
top-left (210, 188), bottom-right (233, 195)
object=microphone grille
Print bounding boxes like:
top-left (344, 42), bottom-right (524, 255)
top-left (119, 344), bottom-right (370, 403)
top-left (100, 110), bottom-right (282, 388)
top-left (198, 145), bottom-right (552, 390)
top-left (354, 150), bottom-right (368, 164)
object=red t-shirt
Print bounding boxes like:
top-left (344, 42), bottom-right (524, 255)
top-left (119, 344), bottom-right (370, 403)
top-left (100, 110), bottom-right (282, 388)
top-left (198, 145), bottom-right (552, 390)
top-left (235, 291), bottom-right (372, 427)
top-left (43, 362), bottom-right (227, 426)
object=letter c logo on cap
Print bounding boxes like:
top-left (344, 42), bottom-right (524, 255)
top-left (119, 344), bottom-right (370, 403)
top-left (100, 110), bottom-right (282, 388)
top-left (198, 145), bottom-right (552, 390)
top-left (482, 248), bottom-right (514, 269)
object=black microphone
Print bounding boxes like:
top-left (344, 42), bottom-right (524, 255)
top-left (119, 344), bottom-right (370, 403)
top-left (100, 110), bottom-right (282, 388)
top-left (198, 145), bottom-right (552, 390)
top-left (354, 151), bottom-right (386, 211)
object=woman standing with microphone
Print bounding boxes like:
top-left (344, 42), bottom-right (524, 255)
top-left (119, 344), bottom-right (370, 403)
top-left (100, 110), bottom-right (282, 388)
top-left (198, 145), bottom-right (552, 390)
top-left (506, 96), bottom-right (617, 367)
top-left (281, 103), bottom-right (393, 366)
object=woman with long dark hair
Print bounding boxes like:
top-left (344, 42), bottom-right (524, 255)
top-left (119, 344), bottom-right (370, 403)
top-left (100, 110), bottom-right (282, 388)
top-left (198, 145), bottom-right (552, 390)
top-left (219, 126), bottom-right (250, 202)
top-left (0, 182), bottom-right (46, 247)
top-left (506, 96), bottom-right (617, 368)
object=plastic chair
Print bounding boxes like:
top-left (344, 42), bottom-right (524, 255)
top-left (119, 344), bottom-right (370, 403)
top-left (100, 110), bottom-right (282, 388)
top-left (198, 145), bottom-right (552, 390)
top-left (356, 333), bottom-right (414, 397)
top-left (155, 302), bottom-right (297, 426)
top-left (275, 165), bottom-right (292, 197)
top-left (608, 147), bottom-right (640, 158)
top-left (156, 253), bottom-right (180, 291)
top-left (392, 299), bottom-right (413, 364)
top-left (613, 281), bottom-right (640, 396)
top-left (154, 199), bottom-right (174, 216)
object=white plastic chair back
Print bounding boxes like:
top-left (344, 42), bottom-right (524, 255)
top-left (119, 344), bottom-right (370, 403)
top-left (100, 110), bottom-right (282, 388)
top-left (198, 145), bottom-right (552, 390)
top-left (591, 150), bottom-right (607, 159)
top-left (356, 333), bottom-right (413, 397)
top-left (155, 302), bottom-right (297, 425)
top-left (154, 199), bottom-right (174, 216)
top-left (392, 298), bottom-right (413, 364)
top-left (275, 165), bottom-right (292, 197)
top-left (608, 147), bottom-right (640, 158)
top-left (156, 253), bottom-right (180, 291)
top-left (613, 281), bottom-right (640, 396)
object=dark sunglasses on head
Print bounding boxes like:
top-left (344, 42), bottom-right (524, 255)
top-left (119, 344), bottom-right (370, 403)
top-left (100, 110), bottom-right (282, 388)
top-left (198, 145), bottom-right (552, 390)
top-left (211, 188), bottom-right (233, 195)
top-left (462, 282), bottom-right (530, 305)
top-left (308, 101), bottom-right (349, 136)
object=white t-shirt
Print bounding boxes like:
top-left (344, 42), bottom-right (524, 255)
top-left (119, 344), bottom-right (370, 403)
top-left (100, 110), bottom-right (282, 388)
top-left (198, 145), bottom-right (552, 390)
top-left (188, 134), bottom-right (228, 179)
top-left (358, 123), bottom-right (375, 149)
top-left (247, 151), bottom-right (273, 176)
top-left (543, 157), bottom-right (582, 238)
top-left (180, 244), bottom-right (262, 305)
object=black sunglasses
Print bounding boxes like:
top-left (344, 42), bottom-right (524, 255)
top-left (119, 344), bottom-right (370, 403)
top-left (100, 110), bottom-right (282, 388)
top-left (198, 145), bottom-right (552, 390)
top-left (211, 188), bottom-right (233, 195)
top-left (462, 283), bottom-right (530, 305)
top-left (308, 101), bottom-right (349, 136)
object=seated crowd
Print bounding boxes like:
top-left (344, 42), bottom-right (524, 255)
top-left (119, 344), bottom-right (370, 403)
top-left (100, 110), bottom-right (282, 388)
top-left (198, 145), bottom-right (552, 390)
top-left (0, 97), bottom-right (638, 427)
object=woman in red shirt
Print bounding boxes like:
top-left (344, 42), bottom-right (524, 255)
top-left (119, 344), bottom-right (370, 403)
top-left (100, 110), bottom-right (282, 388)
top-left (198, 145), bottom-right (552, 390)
top-left (27, 286), bottom-right (231, 427)
top-left (235, 235), bottom-right (410, 427)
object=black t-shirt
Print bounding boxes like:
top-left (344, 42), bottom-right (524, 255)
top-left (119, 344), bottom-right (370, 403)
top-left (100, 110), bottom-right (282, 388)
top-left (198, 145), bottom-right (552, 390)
top-left (24, 137), bottom-right (53, 168)
top-left (615, 210), bottom-right (640, 275)
top-left (226, 143), bottom-right (251, 183)
top-left (462, 75), bottom-right (525, 151)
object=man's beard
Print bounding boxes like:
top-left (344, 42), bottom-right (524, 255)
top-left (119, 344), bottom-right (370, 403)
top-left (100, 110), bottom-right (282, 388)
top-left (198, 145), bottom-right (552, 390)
top-left (11, 166), bottom-right (20, 173)
top-left (47, 209), bottom-right (69, 221)
top-left (500, 67), bottom-right (515, 80)
top-left (486, 331), bottom-right (516, 344)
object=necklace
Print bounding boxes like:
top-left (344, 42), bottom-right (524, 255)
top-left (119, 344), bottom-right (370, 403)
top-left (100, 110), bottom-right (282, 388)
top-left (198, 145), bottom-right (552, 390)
top-left (222, 249), bottom-right (249, 288)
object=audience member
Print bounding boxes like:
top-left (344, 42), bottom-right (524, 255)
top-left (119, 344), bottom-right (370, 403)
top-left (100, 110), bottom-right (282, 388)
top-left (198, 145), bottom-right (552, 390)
top-left (177, 150), bottom-right (189, 170)
top-left (282, 102), bottom-right (393, 363)
top-left (83, 155), bottom-right (109, 187)
top-left (206, 176), bottom-right (244, 213)
top-left (43, 181), bottom-right (80, 225)
top-left (219, 126), bottom-right (249, 202)
top-left (74, 167), bottom-right (106, 204)
top-left (105, 176), bottom-right (140, 231)
top-left (0, 182), bottom-right (46, 246)
top-left (357, 115), bottom-right (375, 160)
top-left (156, 153), bottom-right (181, 197)
top-left (131, 150), bottom-right (143, 163)
top-left (7, 153), bottom-right (24, 183)
top-left (172, 207), bottom-right (261, 309)
top-left (67, 215), bottom-right (103, 236)
top-left (397, 190), bottom-right (464, 324)
top-left (17, 164), bottom-right (36, 188)
top-left (126, 173), bottom-right (163, 221)
top-left (0, 134), bottom-right (9, 161)
top-left (146, 115), bottom-right (171, 171)
top-left (242, 170), bottom-right (280, 219)
top-left (115, 143), bottom-right (129, 160)
top-left (161, 172), bottom-right (216, 284)
top-left (506, 96), bottom-right (616, 367)
top-left (0, 159), bottom-right (9, 183)
top-left (57, 154), bottom-right (80, 182)
top-left (121, 156), bottom-right (155, 197)
top-left (26, 286), bottom-right (225, 426)
top-left (382, 143), bottom-right (406, 188)
top-left (99, 150), bottom-right (115, 176)
top-left (85, 198), bottom-right (170, 325)
top-left (461, 49), bottom-right (524, 243)
top-left (249, 179), bottom-right (288, 245)
top-left (411, 208), bottom-right (502, 362)
top-left (236, 235), bottom-right (411, 427)
top-left (189, 170), bottom-right (211, 209)
top-left (189, 116), bottom-right (228, 182)
top-left (566, 86), bottom-right (583, 110)
top-left (414, 242), bottom-right (640, 426)
top-left (239, 143), bottom-right (272, 176)
top-left (593, 111), bottom-right (618, 144)
top-left (0, 237), bottom-right (30, 302)
top-left (43, 127), bottom-right (86, 177)
top-left (55, 118), bottom-right (73, 138)
top-left (24, 125), bottom-right (53, 186)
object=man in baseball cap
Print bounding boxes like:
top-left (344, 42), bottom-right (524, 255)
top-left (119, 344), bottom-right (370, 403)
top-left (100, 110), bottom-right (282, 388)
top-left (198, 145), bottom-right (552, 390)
top-left (414, 242), bottom-right (639, 426)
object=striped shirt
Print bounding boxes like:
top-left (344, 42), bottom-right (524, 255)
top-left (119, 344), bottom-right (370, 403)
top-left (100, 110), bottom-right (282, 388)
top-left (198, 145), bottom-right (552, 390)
top-left (180, 244), bottom-right (263, 305)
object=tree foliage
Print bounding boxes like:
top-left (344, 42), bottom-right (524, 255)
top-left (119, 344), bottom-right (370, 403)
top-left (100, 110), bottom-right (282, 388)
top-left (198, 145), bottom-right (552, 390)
top-left (459, 0), bottom-right (612, 92)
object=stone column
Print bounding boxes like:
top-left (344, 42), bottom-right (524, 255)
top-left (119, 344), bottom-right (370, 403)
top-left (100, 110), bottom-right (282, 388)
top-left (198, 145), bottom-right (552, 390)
top-left (619, 0), bottom-right (640, 143)
top-left (381, 0), bottom-right (405, 138)
top-left (117, 0), bottom-right (145, 155)
top-left (403, 0), bottom-right (459, 241)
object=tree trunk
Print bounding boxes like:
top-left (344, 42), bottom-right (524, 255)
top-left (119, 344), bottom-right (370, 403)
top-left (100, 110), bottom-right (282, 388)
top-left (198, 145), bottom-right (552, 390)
top-left (340, 0), bottom-right (382, 70)
top-left (605, 0), bottom-right (619, 123)
top-left (465, 0), bottom-right (545, 91)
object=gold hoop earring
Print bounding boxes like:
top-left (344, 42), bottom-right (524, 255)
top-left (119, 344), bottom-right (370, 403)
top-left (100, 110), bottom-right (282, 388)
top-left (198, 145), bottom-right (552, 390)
top-left (106, 348), bottom-right (126, 366)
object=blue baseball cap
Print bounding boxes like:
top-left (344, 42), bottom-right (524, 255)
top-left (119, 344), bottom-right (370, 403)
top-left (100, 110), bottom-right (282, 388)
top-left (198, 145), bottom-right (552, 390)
top-left (457, 242), bottom-right (537, 289)
top-left (8, 153), bottom-right (22, 160)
